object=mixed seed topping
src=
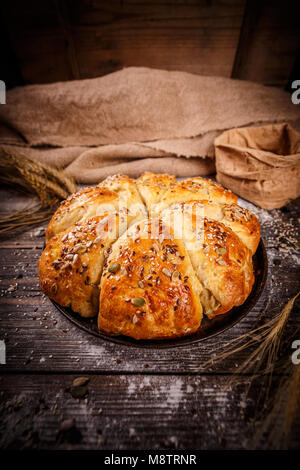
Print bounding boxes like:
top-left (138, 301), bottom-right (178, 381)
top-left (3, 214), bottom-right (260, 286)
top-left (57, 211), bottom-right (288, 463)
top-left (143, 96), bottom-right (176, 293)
top-left (49, 217), bottom-right (113, 278)
top-left (102, 220), bottom-right (195, 322)
top-left (108, 263), bottom-right (120, 274)
top-left (162, 267), bottom-right (172, 278)
top-left (131, 297), bottom-right (146, 307)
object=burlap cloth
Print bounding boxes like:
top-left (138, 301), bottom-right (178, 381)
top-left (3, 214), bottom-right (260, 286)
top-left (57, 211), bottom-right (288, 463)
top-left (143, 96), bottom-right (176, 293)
top-left (0, 67), bottom-right (299, 183)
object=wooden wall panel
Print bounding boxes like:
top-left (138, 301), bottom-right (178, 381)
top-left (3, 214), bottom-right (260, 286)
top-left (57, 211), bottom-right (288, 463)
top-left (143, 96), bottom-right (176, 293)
top-left (1, 1), bottom-right (78, 84)
top-left (1, 0), bottom-right (299, 87)
top-left (67, 0), bottom-right (245, 78)
top-left (2, 0), bottom-right (245, 84)
top-left (232, 0), bottom-right (300, 85)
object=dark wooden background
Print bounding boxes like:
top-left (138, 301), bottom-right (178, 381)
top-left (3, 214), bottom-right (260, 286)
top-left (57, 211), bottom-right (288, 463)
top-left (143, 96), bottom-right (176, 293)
top-left (1, 0), bottom-right (300, 89)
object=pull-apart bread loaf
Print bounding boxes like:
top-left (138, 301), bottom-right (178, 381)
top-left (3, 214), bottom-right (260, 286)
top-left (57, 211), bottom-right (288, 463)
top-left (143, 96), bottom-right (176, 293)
top-left (39, 172), bottom-right (260, 340)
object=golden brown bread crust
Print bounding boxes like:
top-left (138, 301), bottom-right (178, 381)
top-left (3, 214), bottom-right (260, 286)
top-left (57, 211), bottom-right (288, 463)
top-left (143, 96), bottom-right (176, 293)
top-left (39, 214), bottom-right (121, 317)
top-left (160, 209), bottom-right (254, 319)
top-left (39, 172), bottom-right (260, 339)
top-left (136, 172), bottom-right (177, 214)
top-left (152, 176), bottom-right (237, 216)
top-left (98, 219), bottom-right (203, 339)
top-left (46, 186), bottom-right (120, 242)
top-left (46, 174), bottom-right (147, 242)
top-left (164, 200), bottom-right (260, 254)
top-left (99, 173), bottom-right (147, 219)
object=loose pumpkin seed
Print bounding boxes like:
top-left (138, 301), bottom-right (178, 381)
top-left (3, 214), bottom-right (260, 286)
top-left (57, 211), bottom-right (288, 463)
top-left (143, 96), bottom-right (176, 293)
top-left (73, 377), bottom-right (90, 387)
top-left (70, 385), bottom-right (88, 399)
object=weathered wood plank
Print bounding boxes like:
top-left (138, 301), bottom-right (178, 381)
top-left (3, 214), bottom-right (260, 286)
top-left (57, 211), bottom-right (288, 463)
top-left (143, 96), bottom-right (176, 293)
top-left (1, 0), bottom-right (75, 84)
top-left (1, 374), bottom-right (299, 449)
top-left (69, 0), bottom-right (245, 79)
top-left (0, 9), bottom-right (24, 89)
top-left (231, 0), bottom-right (262, 79)
top-left (0, 285), bottom-right (271, 373)
top-left (231, 0), bottom-right (300, 85)
top-left (2, 0), bottom-right (245, 84)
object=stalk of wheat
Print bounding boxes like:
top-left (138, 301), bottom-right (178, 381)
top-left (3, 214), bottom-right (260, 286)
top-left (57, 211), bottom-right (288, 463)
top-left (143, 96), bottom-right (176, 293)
top-left (0, 150), bottom-right (77, 234)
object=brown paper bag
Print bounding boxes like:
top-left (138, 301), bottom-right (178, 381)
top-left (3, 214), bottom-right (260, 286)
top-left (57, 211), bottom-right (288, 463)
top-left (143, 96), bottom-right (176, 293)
top-left (215, 123), bottom-right (300, 209)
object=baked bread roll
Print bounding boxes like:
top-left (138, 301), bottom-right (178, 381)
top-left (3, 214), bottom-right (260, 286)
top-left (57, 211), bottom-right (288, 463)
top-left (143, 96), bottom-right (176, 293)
top-left (39, 214), bottom-right (123, 317)
top-left (164, 200), bottom-right (260, 254)
top-left (160, 208), bottom-right (254, 319)
top-left (152, 176), bottom-right (237, 216)
top-left (136, 172), bottom-right (176, 214)
top-left (99, 219), bottom-right (203, 339)
top-left (39, 172), bottom-right (260, 340)
top-left (46, 186), bottom-right (120, 242)
top-left (99, 174), bottom-right (147, 220)
top-left (46, 174), bottom-right (146, 242)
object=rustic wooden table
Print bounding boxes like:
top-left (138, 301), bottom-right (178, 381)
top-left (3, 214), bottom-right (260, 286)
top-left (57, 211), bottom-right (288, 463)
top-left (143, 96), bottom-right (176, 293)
top-left (0, 187), bottom-right (299, 450)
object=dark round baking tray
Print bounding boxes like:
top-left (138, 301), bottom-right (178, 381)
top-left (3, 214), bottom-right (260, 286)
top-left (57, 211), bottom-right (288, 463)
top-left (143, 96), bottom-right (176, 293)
top-left (50, 239), bottom-right (267, 349)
